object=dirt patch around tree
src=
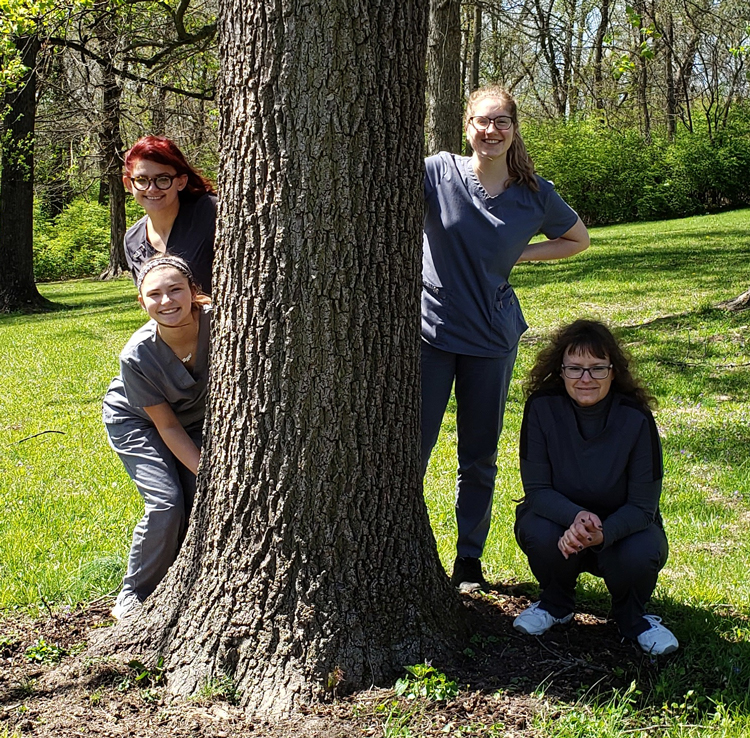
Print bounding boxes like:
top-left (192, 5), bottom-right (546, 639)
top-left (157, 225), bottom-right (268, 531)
top-left (1, 587), bottom-right (665, 737)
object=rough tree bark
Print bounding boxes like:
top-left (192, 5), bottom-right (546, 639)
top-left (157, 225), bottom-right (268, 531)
top-left (106, 0), bottom-right (469, 715)
top-left (719, 289), bottom-right (750, 312)
top-left (0, 35), bottom-right (51, 313)
top-left (426, 0), bottom-right (463, 154)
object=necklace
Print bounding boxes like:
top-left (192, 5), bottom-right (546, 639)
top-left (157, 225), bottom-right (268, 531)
top-left (181, 353), bottom-right (193, 364)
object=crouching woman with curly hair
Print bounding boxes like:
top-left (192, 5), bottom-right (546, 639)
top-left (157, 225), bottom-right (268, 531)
top-left (513, 319), bottom-right (678, 655)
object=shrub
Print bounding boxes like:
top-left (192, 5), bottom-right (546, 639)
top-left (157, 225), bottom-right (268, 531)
top-left (34, 199), bottom-right (111, 281)
top-left (523, 108), bottom-right (750, 226)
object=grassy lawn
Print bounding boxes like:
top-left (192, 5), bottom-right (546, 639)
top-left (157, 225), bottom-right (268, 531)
top-left (1, 209), bottom-right (749, 735)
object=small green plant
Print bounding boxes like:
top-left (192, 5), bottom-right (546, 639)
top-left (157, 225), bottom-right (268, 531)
top-left (119, 656), bottom-right (165, 691)
top-left (380, 701), bottom-right (413, 737)
top-left (24, 638), bottom-right (66, 664)
top-left (15, 676), bottom-right (37, 697)
top-left (126, 656), bottom-right (165, 687)
top-left (0, 634), bottom-right (18, 655)
top-left (194, 674), bottom-right (240, 705)
top-left (394, 663), bottom-right (459, 702)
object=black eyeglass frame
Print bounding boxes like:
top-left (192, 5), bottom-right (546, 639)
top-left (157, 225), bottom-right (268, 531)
top-left (560, 364), bottom-right (613, 380)
top-left (129, 174), bottom-right (180, 191)
top-left (468, 115), bottom-right (514, 132)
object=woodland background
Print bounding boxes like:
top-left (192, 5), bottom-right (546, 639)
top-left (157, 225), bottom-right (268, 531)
top-left (1, 0), bottom-right (749, 287)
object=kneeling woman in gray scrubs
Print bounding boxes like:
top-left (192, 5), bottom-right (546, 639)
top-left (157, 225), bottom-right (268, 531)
top-left (103, 256), bottom-right (211, 619)
top-left (513, 320), bottom-right (678, 655)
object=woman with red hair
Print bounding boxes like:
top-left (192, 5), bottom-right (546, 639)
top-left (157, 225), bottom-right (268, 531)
top-left (123, 136), bottom-right (217, 294)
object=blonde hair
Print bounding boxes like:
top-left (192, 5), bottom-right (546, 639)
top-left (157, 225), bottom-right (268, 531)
top-left (465, 85), bottom-right (539, 192)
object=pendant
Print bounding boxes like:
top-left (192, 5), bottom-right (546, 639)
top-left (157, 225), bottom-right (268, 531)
top-left (181, 353), bottom-right (192, 364)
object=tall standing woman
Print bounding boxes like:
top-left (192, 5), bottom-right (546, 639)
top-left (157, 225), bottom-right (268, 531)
top-left (422, 85), bottom-right (590, 592)
top-left (123, 136), bottom-right (217, 294)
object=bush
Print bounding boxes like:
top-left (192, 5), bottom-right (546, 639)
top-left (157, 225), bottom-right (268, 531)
top-left (34, 199), bottom-right (111, 281)
top-left (33, 197), bottom-right (143, 282)
top-left (523, 109), bottom-right (750, 226)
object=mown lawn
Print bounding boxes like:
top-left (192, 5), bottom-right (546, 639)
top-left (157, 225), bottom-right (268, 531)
top-left (1, 208), bottom-right (749, 735)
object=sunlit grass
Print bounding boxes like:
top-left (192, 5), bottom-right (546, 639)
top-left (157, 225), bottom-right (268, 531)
top-left (1, 210), bottom-right (749, 734)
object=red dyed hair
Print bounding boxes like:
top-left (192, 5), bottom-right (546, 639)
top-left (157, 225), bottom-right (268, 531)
top-left (123, 136), bottom-right (215, 202)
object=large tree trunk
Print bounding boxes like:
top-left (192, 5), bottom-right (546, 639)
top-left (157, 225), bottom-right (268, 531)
top-left (426, 0), bottom-right (463, 155)
top-left (106, 0), bottom-right (469, 715)
top-left (0, 35), bottom-right (51, 313)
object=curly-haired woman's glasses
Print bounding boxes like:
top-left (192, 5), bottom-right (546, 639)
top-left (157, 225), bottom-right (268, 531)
top-left (561, 364), bottom-right (613, 379)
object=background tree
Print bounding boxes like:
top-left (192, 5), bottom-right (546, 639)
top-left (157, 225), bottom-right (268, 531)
top-left (106, 0), bottom-right (469, 714)
top-left (0, 33), bottom-right (51, 312)
top-left (426, 0), bottom-right (463, 154)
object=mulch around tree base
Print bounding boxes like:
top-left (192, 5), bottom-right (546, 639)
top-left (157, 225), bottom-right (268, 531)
top-left (0, 588), bottom-right (663, 737)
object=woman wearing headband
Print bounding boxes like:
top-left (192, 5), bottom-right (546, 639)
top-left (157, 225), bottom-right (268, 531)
top-left (123, 136), bottom-right (217, 294)
top-left (103, 255), bottom-right (211, 619)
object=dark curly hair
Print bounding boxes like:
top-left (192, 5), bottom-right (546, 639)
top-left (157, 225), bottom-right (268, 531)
top-left (524, 319), bottom-right (656, 409)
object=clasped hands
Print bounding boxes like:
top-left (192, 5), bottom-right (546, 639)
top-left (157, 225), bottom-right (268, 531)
top-left (558, 511), bottom-right (603, 559)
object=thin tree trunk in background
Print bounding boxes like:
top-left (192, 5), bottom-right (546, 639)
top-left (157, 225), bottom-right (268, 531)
top-left (106, 0), bottom-right (469, 715)
top-left (633, 0), bottom-right (651, 142)
top-left (95, 1), bottom-right (128, 280)
top-left (426, 0), bottom-right (463, 154)
top-left (593, 0), bottom-right (610, 116)
top-left (0, 35), bottom-right (51, 313)
top-left (470, 3), bottom-right (482, 92)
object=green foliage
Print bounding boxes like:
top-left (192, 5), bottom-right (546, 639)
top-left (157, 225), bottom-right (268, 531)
top-left (123, 656), bottom-right (164, 688)
top-left (32, 197), bottom-right (142, 281)
top-left (24, 637), bottom-right (66, 663)
top-left (394, 663), bottom-right (459, 702)
top-left (524, 112), bottom-right (750, 225)
top-left (32, 199), bottom-right (110, 280)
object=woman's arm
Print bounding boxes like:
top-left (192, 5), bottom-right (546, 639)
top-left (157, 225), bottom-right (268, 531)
top-left (144, 402), bottom-right (200, 475)
top-left (520, 399), bottom-right (587, 526)
top-left (516, 217), bottom-right (590, 263)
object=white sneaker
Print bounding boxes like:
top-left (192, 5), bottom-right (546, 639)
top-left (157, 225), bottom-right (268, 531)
top-left (111, 592), bottom-right (142, 621)
top-left (513, 601), bottom-right (574, 636)
top-left (636, 615), bottom-right (679, 655)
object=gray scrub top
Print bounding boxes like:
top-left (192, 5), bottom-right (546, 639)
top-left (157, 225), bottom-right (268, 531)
top-left (422, 152), bottom-right (579, 357)
top-left (103, 305), bottom-right (211, 427)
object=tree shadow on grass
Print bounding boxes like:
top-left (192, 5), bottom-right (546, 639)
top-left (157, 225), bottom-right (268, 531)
top-left (449, 584), bottom-right (750, 721)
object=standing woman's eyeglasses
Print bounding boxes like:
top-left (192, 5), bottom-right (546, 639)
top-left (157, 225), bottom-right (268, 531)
top-left (468, 115), bottom-right (514, 131)
top-left (130, 174), bottom-right (179, 191)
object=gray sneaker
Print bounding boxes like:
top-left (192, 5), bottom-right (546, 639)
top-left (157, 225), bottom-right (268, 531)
top-left (111, 592), bottom-right (142, 621)
top-left (513, 601), bottom-right (574, 635)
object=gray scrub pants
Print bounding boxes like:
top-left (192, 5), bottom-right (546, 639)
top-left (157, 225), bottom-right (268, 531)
top-left (515, 508), bottom-right (669, 638)
top-left (106, 419), bottom-right (203, 603)
top-left (421, 340), bottom-right (518, 559)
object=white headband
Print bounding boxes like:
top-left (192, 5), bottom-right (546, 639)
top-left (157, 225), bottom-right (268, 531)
top-left (137, 256), bottom-right (193, 291)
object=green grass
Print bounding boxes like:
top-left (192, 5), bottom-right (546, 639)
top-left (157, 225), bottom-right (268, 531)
top-left (0, 278), bottom-right (144, 608)
top-left (1, 209), bottom-right (749, 735)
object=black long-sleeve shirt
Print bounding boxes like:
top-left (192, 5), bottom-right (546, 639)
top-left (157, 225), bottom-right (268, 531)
top-left (518, 388), bottom-right (663, 549)
top-left (124, 192), bottom-right (217, 295)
